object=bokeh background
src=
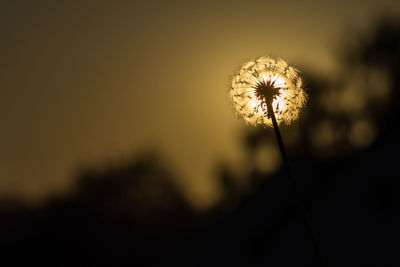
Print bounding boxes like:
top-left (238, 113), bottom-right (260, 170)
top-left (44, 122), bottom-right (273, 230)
top-left (1, 0), bottom-right (400, 266)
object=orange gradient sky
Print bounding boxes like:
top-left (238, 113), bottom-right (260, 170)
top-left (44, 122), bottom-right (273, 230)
top-left (1, 0), bottom-right (399, 209)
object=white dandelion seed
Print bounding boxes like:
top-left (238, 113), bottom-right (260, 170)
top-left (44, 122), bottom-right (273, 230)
top-left (227, 56), bottom-right (322, 266)
top-left (229, 56), bottom-right (307, 127)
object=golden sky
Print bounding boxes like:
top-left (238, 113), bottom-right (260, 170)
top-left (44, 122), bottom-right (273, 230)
top-left (1, 0), bottom-right (399, 209)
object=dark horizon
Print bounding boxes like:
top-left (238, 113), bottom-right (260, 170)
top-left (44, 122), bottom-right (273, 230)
top-left (1, 1), bottom-right (400, 266)
top-left (1, 0), bottom-right (399, 210)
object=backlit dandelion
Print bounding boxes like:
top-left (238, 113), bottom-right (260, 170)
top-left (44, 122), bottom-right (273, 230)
top-left (229, 56), bottom-right (307, 127)
top-left (228, 56), bottom-right (323, 266)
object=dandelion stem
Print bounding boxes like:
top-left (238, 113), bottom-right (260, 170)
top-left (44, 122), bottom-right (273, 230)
top-left (266, 100), bottom-right (324, 267)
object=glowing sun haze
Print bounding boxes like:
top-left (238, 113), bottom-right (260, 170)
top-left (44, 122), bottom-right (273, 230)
top-left (0, 0), bottom-right (399, 210)
top-left (229, 56), bottom-right (307, 127)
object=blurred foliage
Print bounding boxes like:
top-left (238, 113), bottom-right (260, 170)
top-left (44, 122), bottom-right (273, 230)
top-left (217, 17), bottom-right (400, 200)
top-left (1, 17), bottom-right (400, 267)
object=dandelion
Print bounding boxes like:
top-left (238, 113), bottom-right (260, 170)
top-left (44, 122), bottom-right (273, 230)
top-left (229, 56), bottom-right (323, 266)
top-left (229, 56), bottom-right (307, 127)
top-left (228, 56), bottom-right (307, 177)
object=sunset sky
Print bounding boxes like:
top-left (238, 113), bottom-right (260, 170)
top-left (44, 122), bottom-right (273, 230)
top-left (1, 0), bottom-right (399, 209)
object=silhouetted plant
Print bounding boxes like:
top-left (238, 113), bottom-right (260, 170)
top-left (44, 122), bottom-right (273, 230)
top-left (228, 56), bottom-right (323, 266)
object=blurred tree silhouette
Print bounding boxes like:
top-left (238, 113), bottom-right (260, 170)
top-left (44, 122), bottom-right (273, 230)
top-left (186, 17), bottom-right (400, 266)
top-left (0, 152), bottom-right (211, 266)
top-left (1, 17), bottom-right (400, 267)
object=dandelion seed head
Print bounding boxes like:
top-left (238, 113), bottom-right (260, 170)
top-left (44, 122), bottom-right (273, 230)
top-left (229, 56), bottom-right (307, 127)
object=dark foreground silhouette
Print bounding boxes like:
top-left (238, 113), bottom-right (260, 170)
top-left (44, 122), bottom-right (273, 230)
top-left (1, 18), bottom-right (400, 267)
